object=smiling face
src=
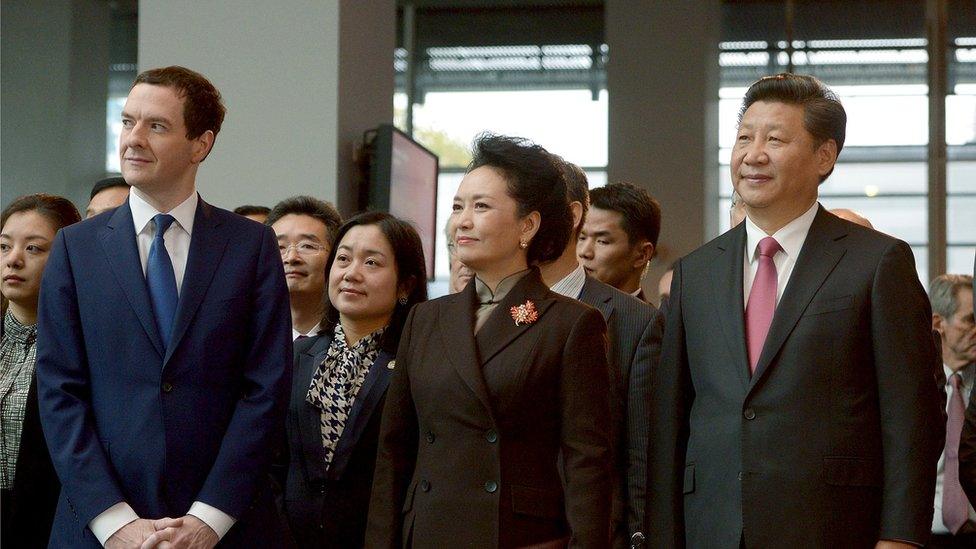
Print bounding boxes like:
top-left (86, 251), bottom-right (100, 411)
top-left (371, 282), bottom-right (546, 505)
top-left (731, 101), bottom-right (836, 232)
top-left (328, 224), bottom-right (401, 327)
top-left (120, 83), bottom-right (212, 201)
top-left (273, 213), bottom-right (330, 300)
top-left (449, 166), bottom-right (538, 281)
top-left (1, 211), bottom-right (58, 315)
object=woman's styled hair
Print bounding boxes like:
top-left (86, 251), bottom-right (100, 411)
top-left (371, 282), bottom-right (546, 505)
top-left (319, 211), bottom-right (428, 353)
top-left (467, 133), bottom-right (572, 264)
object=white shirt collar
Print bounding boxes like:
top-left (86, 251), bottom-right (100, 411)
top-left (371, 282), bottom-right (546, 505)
top-left (744, 200), bottom-right (819, 265)
top-left (944, 362), bottom-right (976, 389)
top-left (549, 263), bottom-right (587, 299)
top-left (129, 187), bottom-right (198, 237)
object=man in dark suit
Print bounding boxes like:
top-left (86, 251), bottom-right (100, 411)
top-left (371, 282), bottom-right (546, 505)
top-left (36, 66), bottom-right (292, 548)
top-left (577, 183), bottom-right (661, 303)
top-left (648, 73), bottom-right (944, 548)
top-left (539, 158), bottom-right (662, 548)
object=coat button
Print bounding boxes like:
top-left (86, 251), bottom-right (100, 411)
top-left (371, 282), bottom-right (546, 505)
top-left (630, 532), bottom-right (646, 547)
top-left (738, 471), bottom-right (744, 481)
top-left (484, 480), bottom-right (498, 493)
top-left (743, 408), bottom-right (756, 420)
top-left (161, 382), bottom-right (173, 393)
top-left (485, 429), bottom-right (498, 443)
top-left (420, 480), bottom-right (431, 492)
top-left (426, 431), bottom-right (435, 443)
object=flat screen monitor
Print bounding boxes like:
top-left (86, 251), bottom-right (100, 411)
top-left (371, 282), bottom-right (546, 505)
top-left (366, 124), bottom-right (439, 279)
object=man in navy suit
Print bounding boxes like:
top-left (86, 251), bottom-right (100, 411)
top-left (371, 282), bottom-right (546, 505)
top-left (36, 66), bottom-right (292, 548)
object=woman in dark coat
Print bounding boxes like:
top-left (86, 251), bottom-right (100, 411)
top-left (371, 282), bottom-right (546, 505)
top-left (284, 212), bottom-right (427, 548)
top-left (366, 134), bottom-right (613, 548)
top-left (1, 194), bottom-right (81, 548)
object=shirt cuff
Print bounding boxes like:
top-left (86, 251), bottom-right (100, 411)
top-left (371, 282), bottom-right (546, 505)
top-left (187, 501), bottom-right (236, 539)
top-left (89, 502), bottom-right (139, 546)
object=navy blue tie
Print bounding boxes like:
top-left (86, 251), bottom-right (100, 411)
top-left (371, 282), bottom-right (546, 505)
top-left (147, 214), bottom-right (178, 348)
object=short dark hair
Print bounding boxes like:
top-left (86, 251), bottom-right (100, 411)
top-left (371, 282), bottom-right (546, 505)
top-left (320, 212), bottom-right (428, 353)
top-left (90, 177), bottom-right (129, 200)
top-left (233, 205), bottom-right (270, 217)
top-left (739, 73), bottom-right (846, 182)
top-left (467, 133), bottom-right (571, 264)
top-left (133, 66), bottom-right (226, 140)
top-left (266, 196), bottom-right (342, 246)
top-left (555, 157), bottom-right (590, 236)
top-left (589, 183), bottom-right (662, 248)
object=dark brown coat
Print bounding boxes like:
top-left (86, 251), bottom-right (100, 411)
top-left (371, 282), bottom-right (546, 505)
top-left (365, 269), bottom-right (613, 548)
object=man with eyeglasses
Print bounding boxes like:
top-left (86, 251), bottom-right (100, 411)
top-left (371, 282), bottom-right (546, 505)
top-left (267, 196), bottom-right (341, 341)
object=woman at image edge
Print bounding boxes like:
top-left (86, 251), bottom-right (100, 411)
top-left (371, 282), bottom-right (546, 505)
top-left (0, 194), bottom-right (81, 547)
top-left (284, 212), bottom-right (427, 548)
top-left (365, 133), bottom-right (612, 548)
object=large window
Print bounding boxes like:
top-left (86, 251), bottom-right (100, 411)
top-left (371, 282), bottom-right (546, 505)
top-left (717, 4), bottom-right (976, 284)
top-left (395, 43), bottom-right (608, 288)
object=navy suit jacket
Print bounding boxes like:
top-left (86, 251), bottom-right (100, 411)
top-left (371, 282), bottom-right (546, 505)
top-left (36, 198), bottom-right (292, 547)
top-left (284, 333), bottom-right (395, 548)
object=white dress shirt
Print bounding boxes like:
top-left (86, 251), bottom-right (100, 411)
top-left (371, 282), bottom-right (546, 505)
top-left (742, 201), bottom-right (819, 308)
top-left (293, 327), bottom-right (320, 341)
top-left (549, 263), bottom-right (587, 299)
top-left (90, 188), bottom-right (235, 545)
top-left (932, 362), bottom-right (976, 534)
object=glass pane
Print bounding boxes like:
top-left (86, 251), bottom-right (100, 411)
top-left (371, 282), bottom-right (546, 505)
top-left (585, 170), bottom-right (607, 189)
top-left (947, 246), bottom-right (976, 276)
top-left (948, 196), bottom-right (976, 244)
top-left (948, 160), bottom-right (976, 194)
top-left (818, 196), bottom-right (927, 245)
top-left (412, 89), bottom-right (608, 169)
top-left (912, 246), bottom-right (929, 288)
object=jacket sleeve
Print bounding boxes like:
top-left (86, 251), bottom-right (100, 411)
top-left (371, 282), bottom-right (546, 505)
top-left (626, 307), bottom-right (664, 538)
top-left (194, 226), bottom-right (293, 519)
top-left (646, 259), bottom-right (693, 548)
top-left (871, 240), bottom-right (945, 543)
top-left (36, 230), bottom-right (128, 528)
top-left (365, 305), bottom-right (420, 549)
top-left (561, 306), bottom-right (613, 548)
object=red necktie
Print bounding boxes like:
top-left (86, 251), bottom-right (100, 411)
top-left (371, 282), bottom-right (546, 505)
top-left (943, 372), bottom-right (971, 533)
top-left (745, 236), bottom-right (781, 374)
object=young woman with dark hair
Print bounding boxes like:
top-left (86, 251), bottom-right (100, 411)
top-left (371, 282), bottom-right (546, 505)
top-left (366, 134), bottom-right (613, 548)
top-left (1, 193), bottom-right (81, 547)
top-left (283, 211), bottom-right (427, 548)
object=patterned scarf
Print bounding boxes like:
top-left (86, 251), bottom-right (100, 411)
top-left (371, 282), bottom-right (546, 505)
top-left (305, 323), bottom-right (385, 469)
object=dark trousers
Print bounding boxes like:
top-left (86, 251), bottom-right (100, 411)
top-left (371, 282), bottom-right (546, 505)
top-left (927, 532), bottom-right (976, 549)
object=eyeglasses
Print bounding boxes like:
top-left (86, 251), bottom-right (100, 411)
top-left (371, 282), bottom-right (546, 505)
top-left (279, 241), bottom-right (326, 257)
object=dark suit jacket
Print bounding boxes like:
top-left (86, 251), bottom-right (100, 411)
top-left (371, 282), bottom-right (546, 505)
top-left (0, 371), bottom-right (60, 548)
top-left (285, 332), bottom-right (395, 548)
top-left (578, 276), bottom-right (662, 546)
top-left (35, 198), bottom-right (292, 547)
top-left (966, 252), bottom-right (976, 503)
top-left (365, 269), bottom-right (613, 548)
top-left (648, 207), bottom-right (944, 548)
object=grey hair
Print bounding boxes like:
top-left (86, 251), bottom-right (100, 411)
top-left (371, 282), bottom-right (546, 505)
top-left (929, 274), bottom-right (974, 319)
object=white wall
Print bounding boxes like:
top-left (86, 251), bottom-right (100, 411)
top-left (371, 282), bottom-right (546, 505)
top-left (1, 0), bottom-right (109, 210)
top-left (138, 0), bottom-right (394, 215)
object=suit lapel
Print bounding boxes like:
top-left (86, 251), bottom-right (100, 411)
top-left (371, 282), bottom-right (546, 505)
top-left (99, 203), bottom-right (165, 357)
top-left (164, 199), bottom-right (230, 365)
top-left (749, 207), bottom-right (848, 389)
top-left (711, 224), bottom-right (751, 392)
top-left (330, 350), bottom-right (395, 479)
top-left (439, 284), bottom-right (494, 418)
top-left (475, 270), bottom-right (555, 367)
top-left (295, 336), bottom-right (333, 482)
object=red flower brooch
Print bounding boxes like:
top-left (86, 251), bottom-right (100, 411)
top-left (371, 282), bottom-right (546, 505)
top-left (510, 300), bottom-right (539, 326)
